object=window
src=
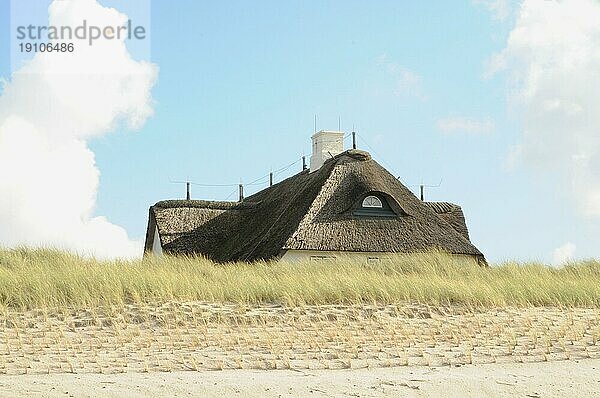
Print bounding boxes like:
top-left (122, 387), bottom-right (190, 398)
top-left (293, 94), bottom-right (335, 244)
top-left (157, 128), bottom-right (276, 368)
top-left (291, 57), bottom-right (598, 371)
top-left (353, 193), bottom-right (397, 218)
top-left (310, 255), bottom-right (335, 262)
top-left (362, 195), bottom-right (383, 208)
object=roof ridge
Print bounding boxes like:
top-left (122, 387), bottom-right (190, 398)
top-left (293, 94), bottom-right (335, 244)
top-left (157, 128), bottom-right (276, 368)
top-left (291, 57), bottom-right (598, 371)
top-left (244, 150), bottom-right (371, 202)
top-left (424, 201), bottom-right (460, 213)
top-left (153, 200), bottom-right (254, 210)
top-left (242, 155), bottom-right (342, 260)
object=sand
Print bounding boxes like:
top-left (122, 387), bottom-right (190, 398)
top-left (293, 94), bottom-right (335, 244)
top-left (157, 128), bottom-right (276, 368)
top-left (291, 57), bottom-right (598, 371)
top-left (1, 302), bottom-right (599, 396)
top-left (1, 303), bottom-right (599, 374)
top-left (0, 359), bottom-right (598, 397)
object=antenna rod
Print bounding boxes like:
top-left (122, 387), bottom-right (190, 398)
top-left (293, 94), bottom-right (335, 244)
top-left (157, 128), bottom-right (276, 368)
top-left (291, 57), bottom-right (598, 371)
top-left (238, 184), bottom-right (244, 202)
top-left (338, 116), bottom-right (341, 131)
top-left (314, 115), bottom-right (317, 133)
top-left (302, 155), bottom-right (307, 171)
top-left (352, 131), bottom-right (356, 150)
top-left (269, 172), bottom-right (273, 187)
top-left (420, 184), bottom-right (424, 201)
top-left (186, 182), bottom-right (191, 200)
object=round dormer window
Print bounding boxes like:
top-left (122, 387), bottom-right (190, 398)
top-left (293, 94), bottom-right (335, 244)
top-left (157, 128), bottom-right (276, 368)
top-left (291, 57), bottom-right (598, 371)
top-left (362, 195), bottom-right (383, 208)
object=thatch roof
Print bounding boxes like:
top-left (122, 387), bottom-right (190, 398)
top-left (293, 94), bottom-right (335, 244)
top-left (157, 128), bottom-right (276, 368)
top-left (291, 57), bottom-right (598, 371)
top-left (424, 202), bottom-right (471, 241)
top-left (145, 150), bottom-right (484, 262)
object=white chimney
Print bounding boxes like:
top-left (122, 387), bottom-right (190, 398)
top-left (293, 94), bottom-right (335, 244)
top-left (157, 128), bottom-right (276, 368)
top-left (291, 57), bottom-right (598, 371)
top-left (310, 130), bottom-right (344, 172)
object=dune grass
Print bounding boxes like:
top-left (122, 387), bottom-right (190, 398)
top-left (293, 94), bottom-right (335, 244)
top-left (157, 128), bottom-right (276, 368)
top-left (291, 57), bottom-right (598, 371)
top-left (0, 247), bottom-right (599, 310)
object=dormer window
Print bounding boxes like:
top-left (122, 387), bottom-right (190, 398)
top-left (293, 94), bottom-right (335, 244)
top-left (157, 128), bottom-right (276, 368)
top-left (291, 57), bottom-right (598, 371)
top-left (362, 196), bottom-right (383, 208)
top-left (354, 193), bottom-right (397, 218)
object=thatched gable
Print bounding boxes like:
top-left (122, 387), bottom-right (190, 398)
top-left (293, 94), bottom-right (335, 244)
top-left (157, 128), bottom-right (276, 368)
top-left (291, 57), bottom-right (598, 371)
top-left (145, 150), bottom-right (484, 262)
top-left (424, 202), bottom-right (471, 241)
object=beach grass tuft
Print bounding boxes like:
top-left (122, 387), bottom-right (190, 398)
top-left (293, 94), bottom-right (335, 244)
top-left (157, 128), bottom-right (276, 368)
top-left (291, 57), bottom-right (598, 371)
top-left (0, 247), bottom-right (599, 310)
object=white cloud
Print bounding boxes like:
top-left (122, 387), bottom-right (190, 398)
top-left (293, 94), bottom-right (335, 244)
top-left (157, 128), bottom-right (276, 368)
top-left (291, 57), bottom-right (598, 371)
top-left (0, 0), bottom-right (158, 258)
top-left (490, 0), bottom-right (600, 217)
top-left (474, 0), bottom-right (514, 21)
top-left (437, 116), bottom-right (495, 135)
top-left (552, 242), bottom-right (577, 265)
top-left (375, 55), bottom-right (426, 101)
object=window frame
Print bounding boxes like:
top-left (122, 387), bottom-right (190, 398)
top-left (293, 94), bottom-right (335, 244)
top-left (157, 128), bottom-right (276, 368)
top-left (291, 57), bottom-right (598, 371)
top-left (353, 193), bottom-right (397, 218)
top-left (362, 195), bottom-right (383, 208)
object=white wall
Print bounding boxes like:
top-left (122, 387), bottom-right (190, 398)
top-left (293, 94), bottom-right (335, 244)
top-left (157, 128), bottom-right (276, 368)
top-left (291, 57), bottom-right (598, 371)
top-left (280, 249), bottom-right (391, 263)
top-left (151, 225), bottom-right (163, 256)
top-left (280, 249), bottom-right (478, 264)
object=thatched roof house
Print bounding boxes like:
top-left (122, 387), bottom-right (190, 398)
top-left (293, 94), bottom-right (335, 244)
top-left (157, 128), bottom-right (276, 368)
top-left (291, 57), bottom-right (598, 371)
top-left (145, 131), bottom-right (485, 264)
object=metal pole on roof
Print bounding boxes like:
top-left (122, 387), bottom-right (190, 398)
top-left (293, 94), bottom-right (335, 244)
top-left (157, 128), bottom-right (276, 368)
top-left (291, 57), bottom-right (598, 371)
top-left (352, 131), bottom-right (357, 150)
top-left (269, 172), bottom-right (273, 187)
top-left (239, 184), bottom-right (244, 202)
top-left (415, 180), bottom-right (441, 201)
top-left (302, 156), bottom-right (307, 171)
top-left (186, 182), bottom-right (191, 200)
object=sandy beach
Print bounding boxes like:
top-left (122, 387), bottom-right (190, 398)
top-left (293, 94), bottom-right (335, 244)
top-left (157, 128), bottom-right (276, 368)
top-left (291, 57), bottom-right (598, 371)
top-left (0, 358), bottom-right (598, 397)
top-left (2, 303), bottom-right (599, 374)
top-left (1, 302), bottom-right (599, 396)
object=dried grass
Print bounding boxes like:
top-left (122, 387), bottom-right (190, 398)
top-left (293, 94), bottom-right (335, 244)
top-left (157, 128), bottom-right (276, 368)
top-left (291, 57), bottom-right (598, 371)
top-left (0, 247), bottom-right (598, 310)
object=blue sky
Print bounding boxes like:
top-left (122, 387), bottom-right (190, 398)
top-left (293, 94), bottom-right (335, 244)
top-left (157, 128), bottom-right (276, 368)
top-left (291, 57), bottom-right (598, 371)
top-left (1, 0), bottom-right (598, 263)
